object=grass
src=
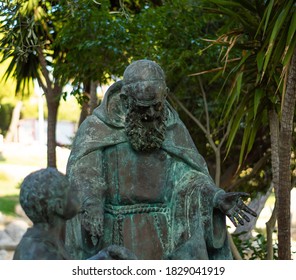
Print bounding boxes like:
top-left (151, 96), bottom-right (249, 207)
top-left (0, 195), bottom-right (19, 216)
top-left (0, 170), bottom-right (21, 216)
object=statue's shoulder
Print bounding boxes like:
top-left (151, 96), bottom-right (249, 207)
top-left (74, 113), bottom-right (110, 140)
top-left (165, 103), bottom-right (192, 137)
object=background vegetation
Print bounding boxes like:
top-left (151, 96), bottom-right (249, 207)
top-left (0, 0), bottom-right (295, 259)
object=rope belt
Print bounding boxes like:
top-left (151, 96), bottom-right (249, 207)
top-left (104, 203), bottom-right (170, 247)
top-left (105, 203), bottom-right (169, 215)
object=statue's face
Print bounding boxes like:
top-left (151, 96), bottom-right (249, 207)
top-left (124, 81), bottom-right (167, 152)
top-left (132, 101), bottom-right (164, 123)
top-left (124, 80), bottom-right (167, 121)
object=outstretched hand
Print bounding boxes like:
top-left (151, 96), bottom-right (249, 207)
top-left (215, 192), bottom-right (257, 227)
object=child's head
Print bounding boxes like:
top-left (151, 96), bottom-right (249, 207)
top-left (20, 168), bottom-right (79, 224)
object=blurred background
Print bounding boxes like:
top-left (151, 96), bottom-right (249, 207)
top-left (0, 0), bottom-right (296, 260)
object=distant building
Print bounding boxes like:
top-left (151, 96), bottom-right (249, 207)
top-left (17, 119), bottom-right (76, 146)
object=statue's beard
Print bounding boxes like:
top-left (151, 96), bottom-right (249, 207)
top-left (125, 107), bottom-right (167, 152)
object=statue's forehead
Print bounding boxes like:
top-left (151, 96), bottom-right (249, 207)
top-left (125, 80), bottom-right (166, 105)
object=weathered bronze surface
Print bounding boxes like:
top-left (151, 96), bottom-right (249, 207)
top-left (13, 168), bottom-right (79, 259)
top-left (13, 168), bottom-right (137, 260)
top-left (66, 60), bottom-right (257, 260)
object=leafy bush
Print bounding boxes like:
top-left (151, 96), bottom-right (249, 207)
top-left (233, 232), bottom-right (278, 260)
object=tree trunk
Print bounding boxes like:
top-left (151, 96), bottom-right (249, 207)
top-left (78, 82), bottom-right (91, 127)
top-left (78, 101), bottom-right (89, 127)
top-left (78, 80), bottom-right (98, 126)
top-left (266, 109), bottom-right (280, 259)
top-left (4, 101), bottom-right (23, 142)
top-left (37, 48), bottom-right (62, 168)
top-left (45, 92), bottom-right (60, 168)
top-left (90, 80), bottom-right (99, 114)
top-left (266, 200), bottom-right (277, 259)
top-left (278, 47), bottom-right (296, 260)
top-left (215, 148), bottom-right (221, 186)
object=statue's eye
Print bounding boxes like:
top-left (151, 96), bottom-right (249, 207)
top-left (135, 105), bottom-right (148, 112)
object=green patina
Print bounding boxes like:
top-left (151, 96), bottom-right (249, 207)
top-left (66, 60), bottom-right (256, 260)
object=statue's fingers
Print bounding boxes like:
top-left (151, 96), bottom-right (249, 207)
top-left (233, 213), bottom-right (244, 226)
top-left (242, 205), bottom-right (257, 217)
top-left (237, 200), bottom-right (257, 217)
top-left (234, 206), bottom-right (241, 213)
top-left (240, 211), bottom-right (251, 222)
top-left (227, 213), bottom-right (238, 227)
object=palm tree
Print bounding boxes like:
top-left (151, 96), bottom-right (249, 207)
top-left (199, 0), bottom-right (296, 259)
top-left (0, 0), bottom-right (64, 168)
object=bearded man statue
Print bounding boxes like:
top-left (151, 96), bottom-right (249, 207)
top-left (65, 59), bottom-right (256, 260)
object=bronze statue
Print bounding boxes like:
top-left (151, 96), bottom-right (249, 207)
top-left (66, 59), bottom-right (257, 260)
top-left (13, 168), bottom-right (137, 260)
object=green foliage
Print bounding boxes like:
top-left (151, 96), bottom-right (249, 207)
top-left (54, 0), bottom-right (131, 89)
top-left (0, 1), bottom-right (39, 94)
top-left (126, 1), bottom-right (223, 90)
top-left (54, 0), bottom-right (226, 127)
top-left (0, 1), bottom-right (274, 191)
top-left (199, 0), bottom-right (296, 164)
top-left (0, 0), bottom-right (76, 167)
top-left (0, 0), bottom-right (66, 92)
top-left (258, 0), bottom-right (296, 82)
top-left (232, 232), bottom-right (278, 260)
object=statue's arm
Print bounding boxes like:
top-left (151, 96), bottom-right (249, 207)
top-left (66, 149), bottom-right (106, 258)
top-left (195, 172), bottom-right (257, 227)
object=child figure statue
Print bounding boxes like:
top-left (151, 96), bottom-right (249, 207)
top-left (13, 168), bottom-right (136, 260)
